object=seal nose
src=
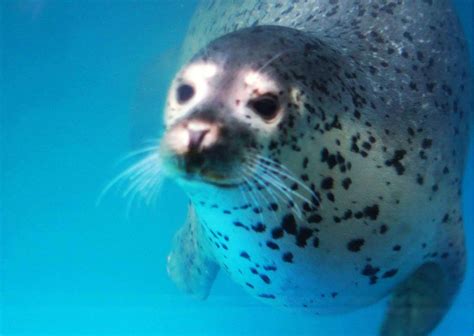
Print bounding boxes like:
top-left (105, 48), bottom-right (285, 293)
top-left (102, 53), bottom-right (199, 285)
top-left (186, 120), bottom-right (216, 153)
top-left (188, 128), bottom-right (210, 152)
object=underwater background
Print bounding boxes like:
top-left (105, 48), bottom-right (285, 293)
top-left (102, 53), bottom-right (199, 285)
top-left (1, 0), bottom-right (473, 335)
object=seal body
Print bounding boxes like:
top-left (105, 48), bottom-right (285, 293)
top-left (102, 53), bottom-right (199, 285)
top-left (160, 1), bottom-right (471, 334)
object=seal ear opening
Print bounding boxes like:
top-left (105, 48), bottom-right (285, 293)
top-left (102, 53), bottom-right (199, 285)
top-left (289, 87), bottom-right (303, 109)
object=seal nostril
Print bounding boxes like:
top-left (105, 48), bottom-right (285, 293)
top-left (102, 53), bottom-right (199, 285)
top-left (188, 129), bottom-right (210, 152)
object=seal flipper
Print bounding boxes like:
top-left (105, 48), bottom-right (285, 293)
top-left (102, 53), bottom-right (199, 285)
top-left (167, 205), bottom-right (219, 300)
top-left (380, 257), bottom-right (466, 336)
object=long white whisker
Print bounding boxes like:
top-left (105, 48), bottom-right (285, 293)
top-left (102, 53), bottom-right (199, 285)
top-left (144, 171), bottom-right (164, 206)
top-left (255, 161), bottom-right (309, 218)
top-left (122, 159), bottom-right (161, 197)
top-left (247, 152), bottom-right (320, 205)
top-left (97, 163), bottom-right (147, 206)
top-left (242, 168), bottom-right (280, 223)
top-left (243, 163), bottom-right (304, 219)
top-left (118, 145), bottom-right (159, 163)
top-left (256, 50), bottom-right (292, 75)
top-left (242, 176), bottom-right (265, 224)
top-left (97, 144), bottom-right (163, 211)
top-left (249, 156), bottom-right (315, 205)
top-left (238, 179), bottom-right (251, 210)
top-left (260, 172), bottom-right (304, 219)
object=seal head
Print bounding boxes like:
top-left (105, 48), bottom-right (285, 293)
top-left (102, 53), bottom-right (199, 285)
top-left (160, 26), bottom-right (329, 190)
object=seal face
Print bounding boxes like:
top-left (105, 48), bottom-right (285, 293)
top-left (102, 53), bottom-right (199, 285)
top-left (156, 1), bottom-right (471, 334)
top-left (161, 27), bottom-right (303, 188)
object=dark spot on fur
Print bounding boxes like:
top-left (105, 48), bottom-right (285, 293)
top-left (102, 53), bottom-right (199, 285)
top-left (266, 241), bottom-right (280, 250)
top-left (382, 269), bottom-right (398, 278)
top-left (364, 204), bottom-right (379, 220)
top-left (308, 214), bottom-right (323, 223)
top-left (385, 150), bottom-right (407, 175)
top-left (272, 227), bottom-right (284, 239)
top-left (313, 236), bottom-right (320, 248)
top-left (233, 221), bottom-right (250, 231)
top-left (282, 252), bottom-right (294, 263)
top-left (342, 178), bottom-right (352, 190)
top-left (240, 251), bottom-right (250, 260)
top-left (252, 222), bottom-right (266, 233)
top-left (422, 138), bottom-right (432, 149)
top-left (321, 177), bottom-right (334, 190)
top-left (258, 294), bottom-right (275, 299)
top-left (282, 214), bottom-right (297, 235)
top-left (347, 238), bottom-right (365, 252)
top-left (260, 274), bottom-right (271, 284)
top-left (296, 227), bottom-right (313, 247)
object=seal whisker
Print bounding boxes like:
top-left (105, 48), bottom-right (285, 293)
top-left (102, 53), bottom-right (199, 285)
top-left (255, 51), bottom-right (286, 75)
top-left (147, 173), bottom-right (165, 206)
top-left (98, 157), bottom-right (153, 205)
top-left (255, 48), bottom-right (297, 76)
top-left (246, 161), bottom-right (304, 219)
top-left (246, 155), bottom-right (317, 211)
top-left (98, 150), bottom-right (163, 210)
top-left (125, 185), bottom-right (142, 218)
top-left (242, 175), bottom-right (265, 224)
top-left (125, 162), bottom-right (163, 214)
top-left (247, 151), bottom-right (320, 206)
top-left (133, 166), bottom-right (163, 206)
top-left (129, 168), bottom-right (163, 205)
top-left (257, 169), bottom-right (304, 219)
top-left (244, 155), bottom-right (284, 203)
top-left (241, 166), bottom-right (280, 223)
top-left (246, 149), bottom-right (299, 178)
top-left (118, 145), bottom-right (159, 163)
top-left (242, 165), bottom-right (278, 221)
top-left (122, 156), bottom-right (161, 197)
top-left (238, 183), bottom-right (251, 210)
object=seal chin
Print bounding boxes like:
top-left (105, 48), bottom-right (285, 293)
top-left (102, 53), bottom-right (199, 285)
top-left (174, 166), bottom-right (244, 189)
top-left (198, 177), bottom-right (243, 189)
top-left (160, 148), bottom-right (245, 189)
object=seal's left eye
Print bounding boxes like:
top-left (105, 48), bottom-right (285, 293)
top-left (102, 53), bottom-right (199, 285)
top-left (176, 84), bottom-right (195, 104)
top-left (248, 94), bottom-right (280, 121)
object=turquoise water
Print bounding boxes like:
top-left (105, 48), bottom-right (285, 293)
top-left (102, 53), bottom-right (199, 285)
top-left (1, 1), bottom-right (473, 335)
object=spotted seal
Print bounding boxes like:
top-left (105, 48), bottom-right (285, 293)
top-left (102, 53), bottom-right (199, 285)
top-left (150, 1), bottom-right (471, 335)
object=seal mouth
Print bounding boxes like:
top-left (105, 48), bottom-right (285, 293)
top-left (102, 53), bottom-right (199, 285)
top-left (160, 114), bottom-right (255, 190)
top-left (205, 180), bottom-right (242, 189)
top-left (178, 168), bottom-right (244, 189)
top-left (161, 134), bottom-right (248, 189)
top-left (160, 148), bottom-right (246, 189)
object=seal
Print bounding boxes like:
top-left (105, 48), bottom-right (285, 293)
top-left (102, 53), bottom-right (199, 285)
top-left (146, 1), bottom-right (471, 335)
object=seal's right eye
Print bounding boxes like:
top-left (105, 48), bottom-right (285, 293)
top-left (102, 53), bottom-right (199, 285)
top-left (248, 94), bottom-right (280, 121)
top-left (176, 84), bottom-right (195, 104)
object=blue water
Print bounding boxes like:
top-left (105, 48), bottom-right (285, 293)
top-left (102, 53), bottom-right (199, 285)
top-left (1, 1), bottom-right (472, 335)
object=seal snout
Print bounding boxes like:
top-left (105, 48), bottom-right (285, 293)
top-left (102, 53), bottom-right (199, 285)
top-left (161, 118), bottom-right (244, 185)
top-left (187, 120), bottom-right (216, 153)
top-left (168, 120), bottom-right (220, 156)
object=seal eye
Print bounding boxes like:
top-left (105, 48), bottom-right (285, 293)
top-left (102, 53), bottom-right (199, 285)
top-left (248, 94), bottom-right (280, 121)
top-left (176, 84), bottom-right (195, 104)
